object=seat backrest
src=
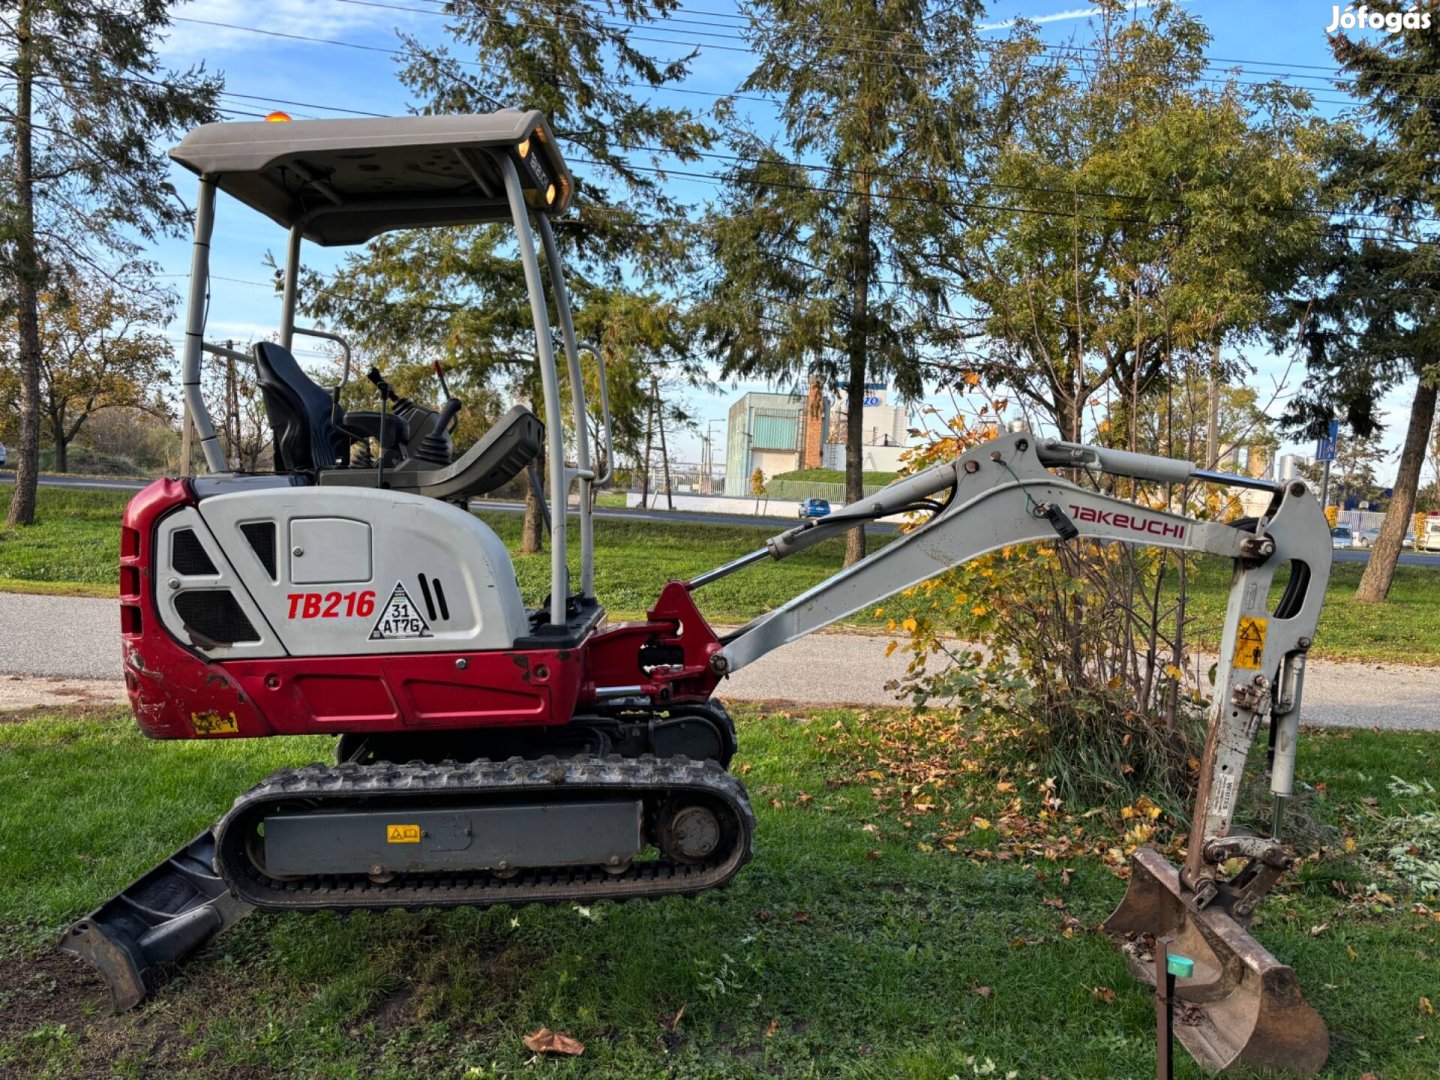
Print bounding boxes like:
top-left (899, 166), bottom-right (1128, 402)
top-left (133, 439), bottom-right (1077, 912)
top-left (253, 342), bottom-right (346, 473)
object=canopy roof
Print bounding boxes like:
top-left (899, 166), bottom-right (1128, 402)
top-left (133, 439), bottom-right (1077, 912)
top-left (170, 110), bottom-right (572, 246)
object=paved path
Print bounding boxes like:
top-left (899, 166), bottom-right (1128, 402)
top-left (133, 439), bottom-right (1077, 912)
top-left (9, 474), bottom-right (1440, 562)
top-left (1, 592), bottom-right (1436, 728)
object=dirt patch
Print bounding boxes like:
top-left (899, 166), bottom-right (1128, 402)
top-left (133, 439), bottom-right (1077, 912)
top-left (0, 676), bottom-right (127, 717)
top-left (0, 947), bottom-right (279, 1080)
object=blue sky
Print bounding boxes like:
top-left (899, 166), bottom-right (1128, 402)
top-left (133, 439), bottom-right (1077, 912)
top-left (148, 0), bottom-right (1414, 474)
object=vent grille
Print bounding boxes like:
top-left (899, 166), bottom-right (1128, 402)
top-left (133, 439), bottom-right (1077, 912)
top-left (171, 529), bottom-right (217, 576)
top-left (174, 590), bottom-right (259, 646)
top-left (240, 521), bottom-right (278, 579)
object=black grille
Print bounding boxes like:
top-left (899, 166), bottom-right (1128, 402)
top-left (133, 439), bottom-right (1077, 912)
top-left (171, 529), bottom-right (217, 575)
top-left (174, 590), bottom-right (259, 646)
top-left (240, 522), bottom-right (278, 579)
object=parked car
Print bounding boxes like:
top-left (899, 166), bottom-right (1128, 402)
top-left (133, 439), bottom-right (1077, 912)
top-left (1330, 524), bottom-right (1353, 549)
top-left (0, 442), bottom-right (7, 468)
top-left (1355, 527), bottom-right (1380, 548)
top-left (798, 497), bottom-right (831, 519)
top-left (1404, 531), bottom-right (1417, 549)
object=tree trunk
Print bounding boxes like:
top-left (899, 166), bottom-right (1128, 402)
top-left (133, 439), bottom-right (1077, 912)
top-left (1355, 375), bottom-right (1437, 603)
top-left (1206, 339), bottom-right (1221, 469)
top-left (521, 448), bottom-right (545, 555)
top-left (843, 178), bottom-right (872, 568)
top-left (6, 1), bottom-right (41, 527)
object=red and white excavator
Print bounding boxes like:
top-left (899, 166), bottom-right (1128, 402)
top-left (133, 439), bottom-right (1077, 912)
top-left (63, 111), bottom-right (1333, 1075)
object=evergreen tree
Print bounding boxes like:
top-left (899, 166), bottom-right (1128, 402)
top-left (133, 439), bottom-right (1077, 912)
top-left (698, 0), bottom-right (984, 566)
top-left (1285, 6), bottom-right (1440, 601)
top-left (308, 0), bottom-right (712, 554)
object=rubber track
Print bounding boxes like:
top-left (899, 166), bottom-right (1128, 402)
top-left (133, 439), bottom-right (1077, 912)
top-left (214, 754), bottom-right (755, 912)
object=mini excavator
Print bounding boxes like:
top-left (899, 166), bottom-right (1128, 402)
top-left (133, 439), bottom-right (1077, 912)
top-left (62, 111), bottom-right (1334, 1075)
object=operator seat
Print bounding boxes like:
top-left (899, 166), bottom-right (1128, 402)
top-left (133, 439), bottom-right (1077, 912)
top-left (253, 342), bottom-right (348, 473)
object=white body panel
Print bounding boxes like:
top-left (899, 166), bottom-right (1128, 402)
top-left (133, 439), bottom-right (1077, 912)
top-left (157, 486), bottom-right (529, 660)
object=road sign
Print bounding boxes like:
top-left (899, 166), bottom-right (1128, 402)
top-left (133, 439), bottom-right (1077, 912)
top-left (1315, 419), bottom-right (1339, 462)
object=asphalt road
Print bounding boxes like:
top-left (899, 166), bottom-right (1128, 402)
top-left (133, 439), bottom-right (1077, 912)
top-left (1, 592), bottom-right (1435, 729)
top-left (6, 471), bottom-right (1440, 562)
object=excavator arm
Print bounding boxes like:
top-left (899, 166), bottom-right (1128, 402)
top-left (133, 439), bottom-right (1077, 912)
top-left (691, 430), bottom-right (1333, 1074)
top-left (701, 431), bottom-right (1328, 892)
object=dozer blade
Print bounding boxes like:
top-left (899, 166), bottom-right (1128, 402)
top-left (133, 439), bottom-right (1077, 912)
top-left (59, 829), bottom-right (252, 1011)
top-left (1105, 847), bottom-right (1328, 1077)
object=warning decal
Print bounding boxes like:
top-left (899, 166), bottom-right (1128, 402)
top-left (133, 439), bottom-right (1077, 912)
top-left (387, 824), bottom-right (421, 844)
top-left (369, 581), bottom-right (433, 641)
top-left (1232, 615), bottom-right (1268, 671)
top-left (191, 711), bottom-right (240, 736)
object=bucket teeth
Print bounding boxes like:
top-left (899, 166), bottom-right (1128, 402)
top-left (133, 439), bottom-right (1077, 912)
top-left (1105, 847), bottom-right (1328, 1077)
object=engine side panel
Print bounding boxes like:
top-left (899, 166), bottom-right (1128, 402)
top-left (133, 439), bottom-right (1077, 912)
top-left (121, 479), bottom-right (589, 739)
top-left (194, 486), bottom-right (530, 658)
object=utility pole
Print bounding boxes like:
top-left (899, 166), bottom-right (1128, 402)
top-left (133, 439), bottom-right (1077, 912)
top-left (707, 419), bottom-right (722, 494)
top-left (653, 374), bottom-right (674, 511)
top-left (640, 391), bottom-right (654, 508)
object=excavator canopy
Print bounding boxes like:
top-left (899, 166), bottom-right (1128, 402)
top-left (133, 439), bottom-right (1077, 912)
top-left (169, 110), bottom-right (572, 245)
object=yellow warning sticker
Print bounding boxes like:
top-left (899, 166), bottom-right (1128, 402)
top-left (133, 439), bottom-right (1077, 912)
top-left (1232, 616), bottom-right (1268, 671)
top-left (387, 825), bottom-right (422, 844)
top-left (191, 711), bottom-right (239, 736)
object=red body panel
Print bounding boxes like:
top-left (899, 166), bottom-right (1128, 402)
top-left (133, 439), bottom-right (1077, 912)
top-left (121, 480), bottom-right (722, 741)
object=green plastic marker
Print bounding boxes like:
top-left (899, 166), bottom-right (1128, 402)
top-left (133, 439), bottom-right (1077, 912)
top-left (1166, 954), bottom-right (1195, 979)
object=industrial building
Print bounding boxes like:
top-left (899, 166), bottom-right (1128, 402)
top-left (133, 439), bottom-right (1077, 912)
top-left (723, 380), bottom-right (909, 496)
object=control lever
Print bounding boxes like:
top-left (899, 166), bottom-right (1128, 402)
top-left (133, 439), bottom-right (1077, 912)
top-left (366, 368), bottom-right (391, 489)
top-left (419, 397), bottom-right (463, 465)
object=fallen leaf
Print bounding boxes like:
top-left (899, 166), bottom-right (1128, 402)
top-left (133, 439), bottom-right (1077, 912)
top-left (664, 1003), bottom-right (686, 1033)
top-left (765, 1019), bottom-right (779, 1037)
top-left (1346, 945), bottom-right (1357, 960)
top-left (1092, 986), bottom-right (1116, 1004)
top-left (867, 849), bottom-right (884, 860)
top-left (1421, 997), bottom-right (1435, 1016)
top-left (524, 1028), bottom-right (584, 1056)
top-left (793, 910), bottom-right (811, 924)
top-left (1309, 923), bottom-right (1330, 937)
top-left (971, 983), bottom-right (994, 999)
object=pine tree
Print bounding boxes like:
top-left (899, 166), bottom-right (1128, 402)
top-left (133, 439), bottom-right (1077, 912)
top-left (308, 0), bottom-right (712, 553)
top-left (1286, 8), bottom-right (1440, 602)
top-left (698, 0), bottom-right (984, 566)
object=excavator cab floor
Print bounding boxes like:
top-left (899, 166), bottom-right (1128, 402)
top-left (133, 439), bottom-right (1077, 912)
top-left (1105, 847), bottom-right (1329, 1076)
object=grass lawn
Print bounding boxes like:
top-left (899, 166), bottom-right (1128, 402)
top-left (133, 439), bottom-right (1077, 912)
top-left (0, 706), bottom-right (1437, 1078)
top-left (2, 486), bottom-right (1438, 664)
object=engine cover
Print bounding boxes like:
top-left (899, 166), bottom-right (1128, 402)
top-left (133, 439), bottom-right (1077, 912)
top-left (156, 483), bottom-right (530, 660)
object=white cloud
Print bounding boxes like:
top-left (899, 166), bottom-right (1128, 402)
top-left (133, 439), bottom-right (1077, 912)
top-left (981, 1), bottom-right (1166, 33)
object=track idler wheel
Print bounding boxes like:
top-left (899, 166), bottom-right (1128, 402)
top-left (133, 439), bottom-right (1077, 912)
top-left (655, 796), bottom-right (728, 864)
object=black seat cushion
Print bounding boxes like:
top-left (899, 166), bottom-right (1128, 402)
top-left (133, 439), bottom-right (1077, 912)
top-left (253, 342), bottom-right (347, 472)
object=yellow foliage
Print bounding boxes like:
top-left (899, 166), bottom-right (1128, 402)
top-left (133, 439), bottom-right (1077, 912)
top-left (1325, 505), bottom-right (1339, 529)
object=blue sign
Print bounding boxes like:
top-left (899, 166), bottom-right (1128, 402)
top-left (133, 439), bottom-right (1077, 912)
top-left (1315, 419), bottom-right (1339, 462)
top-left (862, 395), bottom-right (881, 407)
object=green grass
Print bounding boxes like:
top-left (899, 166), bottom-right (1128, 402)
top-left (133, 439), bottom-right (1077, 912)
top-left (3, 486), bottom-right (1439, 664)
top-left (0, 487), bottom-right (130, 589)
top-left (770, 467), bottom-right (900, 487)
top-left (1, 707), bottom-right (1437, 1078)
